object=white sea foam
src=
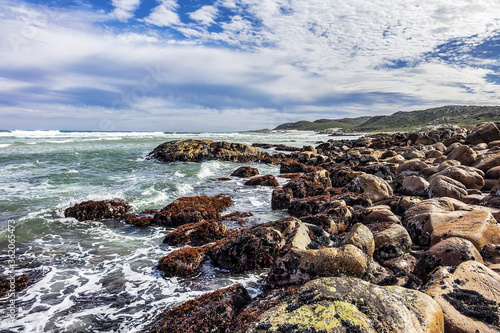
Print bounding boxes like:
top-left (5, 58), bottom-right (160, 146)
top-left (0, 143), bottom-right (11, 148)
top-left (176, 183), bottom-right (194, 195)
top-left (197, 161), bottom-right (220, 179)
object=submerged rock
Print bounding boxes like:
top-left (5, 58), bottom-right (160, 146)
top-left (148, 139), bottom-right (267, 163)
top-left (64, 199), bottom-right (130, 221)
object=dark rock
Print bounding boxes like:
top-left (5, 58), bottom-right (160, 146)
top-left (288, 195), bottom-right (332, 217)
top-left (124, 209), bottom-right (158, 227)
top-left (149, 284), bottom-right (251, 333)
top-left (428, 174), bottom-right (468, 199)
top-left (283, 170), bottom-right (331, 198)
top-left (64, 199), bottom-right (130, 221)
top-left (467, 122), bottom-right (500, 144)
top-left (230, 166), bottom-right (259, 178)
top-left (244, 174), bottom-right (279, 187)
top-left (271, 187), bottom-right (293, 210)
top-left (162, 220), bottom-right (227, 246)
top-left (152, 194), bottom-right (232, 227)
top-left (148, 139), bottom-right (267, 163)
top-left (157, 246), bottom-right (208, 277)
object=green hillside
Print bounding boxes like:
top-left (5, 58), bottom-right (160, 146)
top-left (272, 105), bottom-right (500, 132)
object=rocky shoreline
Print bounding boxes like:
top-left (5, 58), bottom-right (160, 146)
top-left (61, 121), bottom-right (500, 333)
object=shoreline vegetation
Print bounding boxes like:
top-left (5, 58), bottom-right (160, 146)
top-left (3, 120), bottom-right (500, 332)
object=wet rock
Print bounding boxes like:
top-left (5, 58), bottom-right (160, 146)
top-left (0, 273), bottom-right (34, 298)
top-left (149, 284), bottom-right (251, 333)
top-left (162, 220), bottom-right (227, 246)
top-left (347, 173), bottom-right (393, 202)
top-left (367, 223), bottom-right (412, 261)
top-left (64, 198), bottom-right (130, 221)
top-left (446, 145), bottom-right (477, 166)
top-left (401, 175), bottom-right (429, 196)
top-left (221, 211), bottom-right (254, 224)
top-left (328, 166), bottom-right (362, 187)
top-left (208, 217), bottom-right (298, 273)
top-left (430, 209), bottom-right (500, 251)
top-left (435, 165), bottom-right (485, 190)
top-left (331, 192), bottom-right (372, 208)
top-left (251, 277), bottom-right (444, 333)
top-left (287, 195), bottom-right (332, 217)
top-left (279, 160), bottom-right (307, 174)
top-left (467, 121), bottom-right (500, 144)
top-left (428, 174), bottom-right (468, 199)
top-left (148, 139), bottom-right (267, 163)
top-left (426, 261), bottom-right (500, 333)
top-left (152, 194), bottom-right (232, 227)
top-left (271, 187), bottom-right (293, 210)
top-left (396, 159), bottom-right (429, 175)
top-left (382, 253), bottom-right (418, 274)
top-left (414, 237), bottom-right (483, 279)
top-left (157, 246), bottom-right (207, 277)
top-left (244, 174), bottom-right (279, 187)
top-left (124, 209), bottom-right (158, 227)
top-left (283, 170), bottom-right (332, 198)
top-left (230, 166), bottom-right (259, 178)
top-left (299, 214), bottom-right (346, 235)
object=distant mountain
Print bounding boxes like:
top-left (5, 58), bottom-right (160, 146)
top-left (272, 105), bottom-right (500, 132)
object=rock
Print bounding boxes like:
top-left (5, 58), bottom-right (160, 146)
top-left (283, 170), bottom-right (332, 198)
top-left (485, 178), bottom-right (499, 191)
top-left (430, 209), bottom-right (500, 251)
top-left (271, 187), bottom-right (293, 210)
top-left (149, 284), bottom-right (251, 333)
top-left (428, 174), bottom-right (468, 199)
top-left (328, 166), bottom-right (362, 187)
top-left (460, 194), bottom-right (485, 205)
top-left (221, 211), bottom-right (254, 224)
top-left (481, 244), bottom-right (500, 267)
top-left (482, 195), bottom-right (500, 208)
top-left (231, 166), bottom-right (259, 178)
top-left (435, 165), bottom-right (485, 190)
top-left (416, 134), bottom-right (437, 145)
top-left (280, 160), bottom-right (307, 173)
top-left (208, 217), bottom-right (298, 273)
top-left (360, 205), bottom-right (401, 224)
top-left (367, 223), bottom-right (412, 260)
top-left (467, 121), bottom-right (500, 144)
top-left (348, 173), bottom-right (393, 202)
top-left (64, 199), bottom-right (130, 221)
top-left (157, 246), bottom-right (207, 277)
top-left (438, 159), bottom-right (461, 171)
top-left (473, 152), bottom-right (500, 172)
top-left (446, 145), bottom-right (477, 166)
top-left (244, 175), bottom-right (279, 187)
top-left (488, 140), bottom-right (500, 148)
top-left (287, 195), bottom-right (332, 217)
top-left (397, 159), bottom-right (429, 175)
top-left (343, 223), bottom-right (375, 256)
top-left (0, 273), bottom-right (35, 298)
top-left (402, 148), bottom-right (425, 160)
top-left (402, 175), bottom-right (429, 196)
top-left (124, 209), bottom-right (158, 227)
top-left (426, 150), bottom-right (444, 159)
top-left (299, 214), bottom-right (346, 235)
top-left (162, 220), bottom-right (227, 246)
top-left (252, 277), bottom-right (444, 333)
top-left (403, 197), bottom-right (473, 246)
top-left (426, 261), bottom-right (500, 333)
top-left (148, 139), bottom-right (267, 163)
top-left (383, 253), bottom-right (418, 274)
top-left (486, 165), bottom-right (500, 179)
top-left (414, 237), bottom-right (483, 279)
top-left (152, 194), bottom-right (232, 227)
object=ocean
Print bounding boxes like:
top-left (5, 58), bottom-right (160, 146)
top-left (0, 130), bottom-right (356, 332)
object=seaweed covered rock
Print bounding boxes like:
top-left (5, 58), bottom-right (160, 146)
top-left (208, 217), bottom-right (299, 273)
top-left (271, 187), bottom-right (293, 210)
top-left (149, 284), bottom-right (251, 333)
top-left (367, 223), bottom-right (412, 261)
top-left (152, 194), bottom-right (232, 227)
top-left (162, 220), bottom-right (227, 246)
top-left (244, 174), bottom-right (279, 187)
top-left (231, 166), bottom-right (259, 178)
top-left (157, 246), bottom-right (208, 277)
top-left (251, 277), bottom-right (444, 333)
top-left (426, 261), bottom-right (500, 333)
top-left (283, 170), bottom-right (332, 198)
top-left (64, 199), bottom-right (130, 221)
top-left (149, 139), bottom-right (267, 163)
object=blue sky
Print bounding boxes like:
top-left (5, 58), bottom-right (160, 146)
top-left (0, 0), bottom-right (499, 131)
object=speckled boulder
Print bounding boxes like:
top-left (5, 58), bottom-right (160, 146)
top-left (251, 277), bottom-right (444, 333)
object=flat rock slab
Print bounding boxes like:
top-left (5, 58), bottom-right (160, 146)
top-left (251, 277), bottom-right (444, 333)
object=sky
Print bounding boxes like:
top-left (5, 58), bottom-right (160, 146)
top-left (0, 0), bottom-right (499, 132)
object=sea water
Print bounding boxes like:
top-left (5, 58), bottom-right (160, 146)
top-left (0, 130), bottom-right (356, 332)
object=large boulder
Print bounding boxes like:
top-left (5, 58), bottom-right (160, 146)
top-left (149, 139), bottom-right (267, 163)
top-left (287, 195), bottom-right (332, 217)
top-left (446, 145), bottom-right (477, 166)
top-left (467, 122), bottom-right (500, 145)
top-left (162, 220), bottom-right (227, 246)
top-left (231, 166), bottom-right (259, 178)
top-left (244, 175), bottom-right (279, 187)
top-left (428, 175), bottom-right (468, 199)
top-left (251, 277), bottom-right (444, 333)
top-left (401, 175), bottom-right (429, 196)
top-left (149, 284), bottom-right (251, 333)
top-left (426, 261), bottom-right (500, 333)
top-left (435, 165), bottom-right (485, 190)
top-left (283, 170), bottom-right (332, 198)
top-left (367, 223), bottom-right (412, 261)
top-left (271, 187), bottom-right (293, 210)
top-left (152, 194), bottom-right (232, 227)
top-left (64, 199), bottom-right (130, 221)
top-left (348, 173), bottom-right (393, 202)
top-left (157, 246), bottom-right (208, 277)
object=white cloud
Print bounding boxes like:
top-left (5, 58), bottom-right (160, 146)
top-left (189, 5), bottom-right (217, 26)
top-left (144, 0), bottom-right (180, 27)
top-left (111, 0), bottom-right (141, 22)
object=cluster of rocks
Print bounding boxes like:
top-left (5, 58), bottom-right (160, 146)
top-left (63, 122), bottom-right (500, 333)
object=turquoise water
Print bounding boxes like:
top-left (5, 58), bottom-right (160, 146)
top-left (0, 130), bottom-right (355, 332)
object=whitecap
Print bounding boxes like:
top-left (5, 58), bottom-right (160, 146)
top-left (174, 171), bottom-right (185, 178)
top-left (175, 183), bottom-right (194, 196)
top-left (0, 143), bottom-right (11, 148)
top-left (197, 161), bottom-right (220, 179)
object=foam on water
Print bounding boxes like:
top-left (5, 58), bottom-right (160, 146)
top-left (197, 161), bottom-right (221, 179)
